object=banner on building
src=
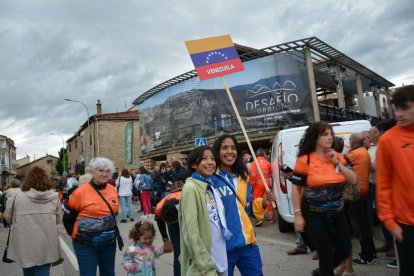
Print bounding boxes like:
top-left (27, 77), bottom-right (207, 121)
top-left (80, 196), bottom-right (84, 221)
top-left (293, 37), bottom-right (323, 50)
top-left (138, 50), bottom-right (315, 154)
top-left (125, 122), bottom-right (133, 164)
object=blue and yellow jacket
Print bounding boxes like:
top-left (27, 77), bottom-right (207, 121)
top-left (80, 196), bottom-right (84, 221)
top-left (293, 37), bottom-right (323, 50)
top-left (211, 170), bottom-right (256, 251)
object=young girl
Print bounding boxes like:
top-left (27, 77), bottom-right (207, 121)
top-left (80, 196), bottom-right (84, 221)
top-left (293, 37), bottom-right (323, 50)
top-left (179, 145), bottom-right (232, 276)
top-left (122, 221), bottom-right (164, 275)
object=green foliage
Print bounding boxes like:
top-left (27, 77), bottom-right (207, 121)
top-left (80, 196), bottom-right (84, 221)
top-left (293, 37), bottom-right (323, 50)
top-left (75, 162), bottom-right (85, 175)
top-left (55, 148), bottom-right (68, 176)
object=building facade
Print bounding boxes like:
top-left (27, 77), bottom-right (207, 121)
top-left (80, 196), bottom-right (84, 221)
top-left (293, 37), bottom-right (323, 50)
top-left (67, 100), bottom-right (140, 173)
top-left (16, 154), bottom-right (58, 180)
top-left (0, 135), bottom-right (17, 189)
top-left (16, 156), bottom-right (31, 168)
top-left (132, 37), bottom-right (395, 164)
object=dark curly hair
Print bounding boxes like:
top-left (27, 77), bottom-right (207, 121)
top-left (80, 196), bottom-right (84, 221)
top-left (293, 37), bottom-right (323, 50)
top-left (332, 136), bottom-right (345, 153)
top-left (297, 122), bottom-right (334, 157)
top-left (185, 145), bottom-right (216, 178)
top-left (212, 134), bottom-right (249, 179)
top-left (129, 221), bottom-right (156, 241)
top-left (171, 160), bottom-right (182, 171)
top-left (160, 198), bottom-right (179, 224)
top-left (21, 166), bottom-right (53, 192)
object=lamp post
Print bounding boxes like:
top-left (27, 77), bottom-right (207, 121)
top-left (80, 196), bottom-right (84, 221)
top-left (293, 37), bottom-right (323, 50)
top-left (50, 133), bottom-right (66, 175)
top-left (65, 98), bottom-right (91, 163)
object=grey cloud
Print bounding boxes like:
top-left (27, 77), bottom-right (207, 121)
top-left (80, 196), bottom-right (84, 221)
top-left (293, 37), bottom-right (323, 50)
top-left (0, 0), bottom-right (413, 159)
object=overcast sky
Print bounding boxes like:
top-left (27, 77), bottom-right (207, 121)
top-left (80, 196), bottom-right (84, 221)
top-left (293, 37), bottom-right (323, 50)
top-left (1, 0), bottom-right (413, 160)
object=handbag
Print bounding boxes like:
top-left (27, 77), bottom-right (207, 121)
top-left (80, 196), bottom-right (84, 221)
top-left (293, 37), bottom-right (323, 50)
top-left (343, 182), bottom-right (360, 202)
top-left (62, 200), bottom-right (79, 236)
top-left (342, 155), bottom-right (360, 202)
top-left (89, 183), bottom-right (124, 251)
top-left (3, 194), bottom-right (17, 263)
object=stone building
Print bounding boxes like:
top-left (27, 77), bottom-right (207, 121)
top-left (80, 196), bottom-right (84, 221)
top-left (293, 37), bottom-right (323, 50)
top-left (67, 100), bottom-right (140, 173)
top-left (0, 135), bottom-right (17, 190)
top-left (16, 156), bottom-right (31, 168)
top-left (16, 154), bottom-right (58, 180)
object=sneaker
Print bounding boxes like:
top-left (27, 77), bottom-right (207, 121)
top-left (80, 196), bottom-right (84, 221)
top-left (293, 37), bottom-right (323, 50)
top-left (120, 219), bottom-right (127, 223)
top-left (130, 218), bottom-right (134, 222)
top-left (386, 259), bottom-right (398, 269)
top-left (255, 220), bottom-right (263, 226)
top-left (352, 256), bottom-right (376, 265)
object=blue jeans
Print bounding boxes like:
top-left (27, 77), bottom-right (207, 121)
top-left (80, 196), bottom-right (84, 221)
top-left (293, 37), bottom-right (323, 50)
top-left (73, 241), bottom-right (116, 276)
top-left (227, 244), bottom-right (263, 276)
top-left (120, 196), bottom-right (134, 220)
top-left (167, 223), bottom-right (181, 276)
top-left (22, 264), bottom-right (51, 276)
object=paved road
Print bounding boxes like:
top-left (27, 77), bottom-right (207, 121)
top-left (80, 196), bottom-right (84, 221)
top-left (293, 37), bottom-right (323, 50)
top-left (1, 202), bottom-right (397, 275)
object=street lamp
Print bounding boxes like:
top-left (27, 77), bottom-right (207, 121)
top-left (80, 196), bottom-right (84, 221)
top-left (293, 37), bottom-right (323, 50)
top-left (50, 133), bottom-right (66, 175)
top-left (65, 98), bottom-right (91, 163)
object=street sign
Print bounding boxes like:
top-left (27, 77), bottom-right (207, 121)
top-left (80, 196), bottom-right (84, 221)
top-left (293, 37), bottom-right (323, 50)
top-left (185, 34), bottom-right (244, 80)
top-left (195, 138), bottom-right (208, 147)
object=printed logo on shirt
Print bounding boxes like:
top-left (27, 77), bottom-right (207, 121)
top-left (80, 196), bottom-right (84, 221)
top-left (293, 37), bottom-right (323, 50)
top-left (217, 186), bottom-right (234, 197)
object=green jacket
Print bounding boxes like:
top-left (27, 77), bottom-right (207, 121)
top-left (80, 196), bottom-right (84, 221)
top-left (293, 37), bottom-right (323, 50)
top-left (179, 177), bottom-right (217, 276)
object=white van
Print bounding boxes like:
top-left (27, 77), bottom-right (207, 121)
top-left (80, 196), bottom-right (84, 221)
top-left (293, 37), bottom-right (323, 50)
top-left (270, 120), bottom-right (372, 232)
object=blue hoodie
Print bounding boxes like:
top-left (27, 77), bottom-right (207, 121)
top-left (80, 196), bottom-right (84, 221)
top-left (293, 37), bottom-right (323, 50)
top-left (211, 171), bottom-right (256, 251)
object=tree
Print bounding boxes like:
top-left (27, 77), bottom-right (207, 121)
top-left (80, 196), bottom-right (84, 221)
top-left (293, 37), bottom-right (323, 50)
top-left (55, 148), bottom-right (68, 176)
top-left (75, 161), bottom-right (85, 175)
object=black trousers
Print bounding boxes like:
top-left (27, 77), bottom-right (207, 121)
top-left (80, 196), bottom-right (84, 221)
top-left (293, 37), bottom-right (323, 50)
top-left (304, 209), bottom-right (351, 276)
top-left (349, 196), bottom-right (376, 259)
top-left (396, 224), bottom-right (414, 276)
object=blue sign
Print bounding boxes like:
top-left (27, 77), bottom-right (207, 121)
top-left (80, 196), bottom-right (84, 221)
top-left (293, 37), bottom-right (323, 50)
top-left (195, 138), bottom-right (208, 147)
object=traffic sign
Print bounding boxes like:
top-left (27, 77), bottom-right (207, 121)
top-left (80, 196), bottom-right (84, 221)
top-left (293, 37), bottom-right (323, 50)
top-left (195, 138), bottom-right (208, 147)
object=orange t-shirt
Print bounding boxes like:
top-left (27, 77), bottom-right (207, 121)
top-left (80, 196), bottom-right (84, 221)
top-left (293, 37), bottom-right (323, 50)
top-left (68, 183), bottom-right (119, 240)
top-left (346, 147), bottom-right (370, 197)
top-left (293, 152), bottom-right (346, 188)
top-left (376, 125), bottom-right (414, 230)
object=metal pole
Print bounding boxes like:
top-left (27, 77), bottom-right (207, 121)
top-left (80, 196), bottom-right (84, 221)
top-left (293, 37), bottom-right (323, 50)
top-left (64, 99), bottom-right (91, 163)
top-left (50, 133), bottom-right (65, 175)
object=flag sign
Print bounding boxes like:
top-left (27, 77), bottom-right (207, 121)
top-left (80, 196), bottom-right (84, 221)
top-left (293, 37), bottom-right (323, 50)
top-left (185, 34), bottom-right (244, 80)
top-left (185, 35), bottom-right (274, 207)
top-left (195, 138), bottom-right (207, 147)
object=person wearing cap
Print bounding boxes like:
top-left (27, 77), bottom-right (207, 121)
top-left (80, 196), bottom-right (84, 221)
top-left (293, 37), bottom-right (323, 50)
top-left (5, 179), bottom-right (22, 201)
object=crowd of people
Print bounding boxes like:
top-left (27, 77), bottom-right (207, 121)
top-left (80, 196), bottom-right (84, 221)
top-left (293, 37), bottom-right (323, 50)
top-left (0, 85), bottom-right (413, 276)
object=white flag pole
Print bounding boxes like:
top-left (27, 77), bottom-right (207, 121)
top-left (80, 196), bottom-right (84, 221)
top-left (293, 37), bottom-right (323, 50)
top-left (221, 76), bottom-right (276, 208)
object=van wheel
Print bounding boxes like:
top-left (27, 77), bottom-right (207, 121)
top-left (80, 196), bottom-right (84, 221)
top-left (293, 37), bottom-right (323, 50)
top-left (277, 211), bottom-right (294, 233)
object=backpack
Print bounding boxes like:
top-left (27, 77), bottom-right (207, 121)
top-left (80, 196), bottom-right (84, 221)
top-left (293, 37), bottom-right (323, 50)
top-left (132, 184), bottom-right (140, 196)
top-left (342, 155), bottom-right (361, 202)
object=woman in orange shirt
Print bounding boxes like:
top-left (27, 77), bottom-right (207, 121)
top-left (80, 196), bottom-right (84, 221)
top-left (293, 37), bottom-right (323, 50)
top-left (291, 122), bottom-right (356, 276)
top-left (68, 157), bottom-right (119, 276)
